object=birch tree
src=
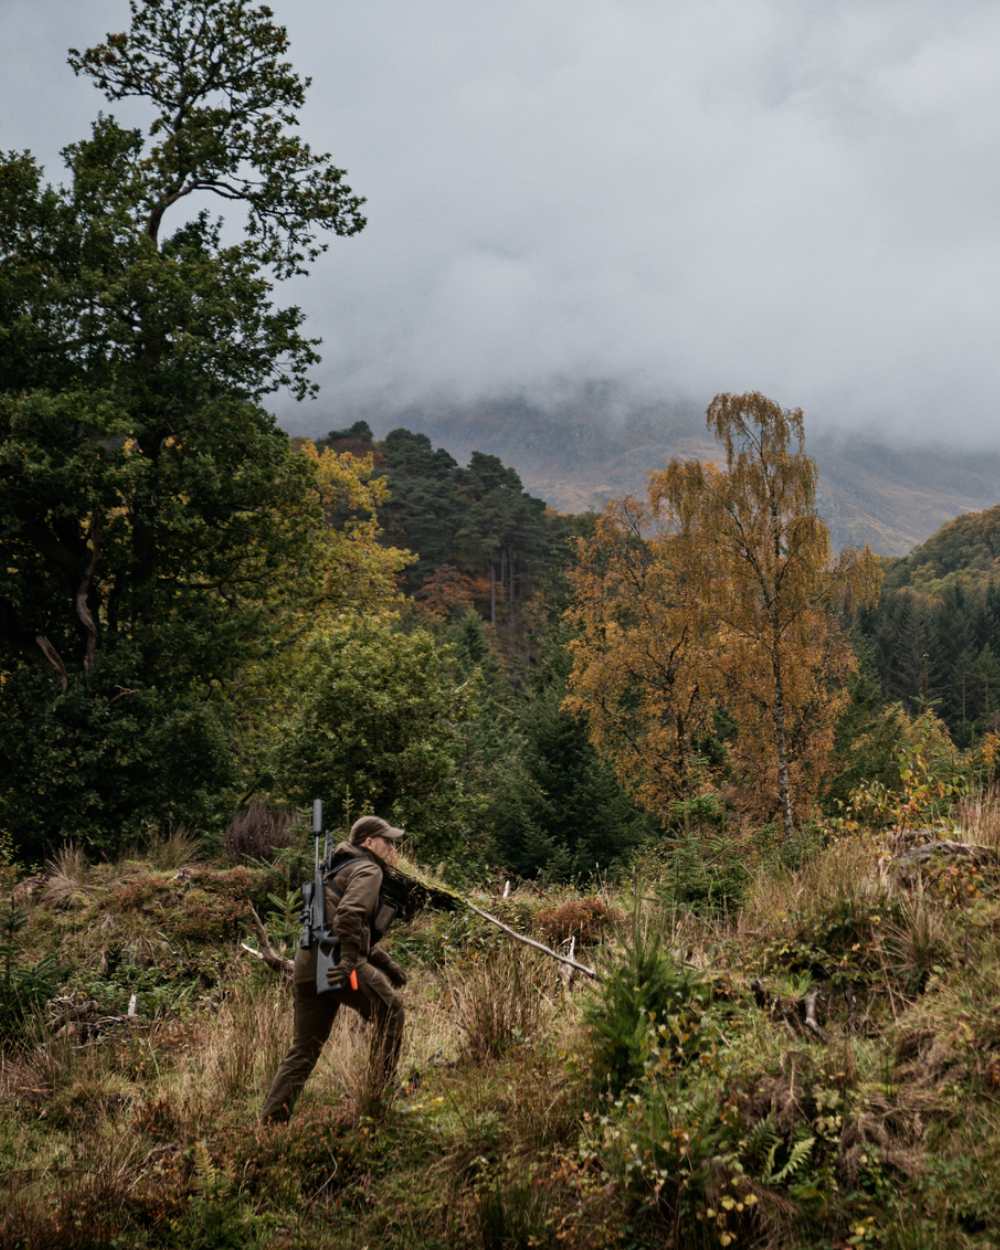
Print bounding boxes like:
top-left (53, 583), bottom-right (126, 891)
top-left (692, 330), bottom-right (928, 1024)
top-left (567, 392), bottom-right (881, 834)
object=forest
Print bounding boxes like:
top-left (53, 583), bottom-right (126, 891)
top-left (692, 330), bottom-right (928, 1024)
top-left (3, 4), bottom-right (1000, 1249)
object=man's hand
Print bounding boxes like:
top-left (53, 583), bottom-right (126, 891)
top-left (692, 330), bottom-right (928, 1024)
top-left (326, 961), bottom-right (360, 992)
top-left (368, 948), bottom-right (407, 988)
top-left (384, 963), bottom-right (407, 989)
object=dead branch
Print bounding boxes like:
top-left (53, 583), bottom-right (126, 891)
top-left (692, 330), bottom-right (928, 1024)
top-left (558, 935), bottom-right (578, 990)
top-left (464, 900), bottom-right (601, 981)
top-left (802, 987), bottom-right (827, 1042)
top-left (752, 979), bottom-right (826, 1043)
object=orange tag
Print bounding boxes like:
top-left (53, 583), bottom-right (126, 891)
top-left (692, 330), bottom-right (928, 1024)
top-left (349, 969), bottom-right (359, 992)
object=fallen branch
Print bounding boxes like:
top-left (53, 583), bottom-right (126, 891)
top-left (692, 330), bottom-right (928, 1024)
top-left (244, 866), bottom-right (601, 984)
top-left (464, 900), bottom-right (601, 981)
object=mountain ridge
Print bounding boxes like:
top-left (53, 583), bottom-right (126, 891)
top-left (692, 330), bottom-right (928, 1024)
top-left (296, 392), bottom-right (1000, 554)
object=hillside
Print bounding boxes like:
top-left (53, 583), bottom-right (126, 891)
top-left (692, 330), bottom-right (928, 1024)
top-left (884, 504), bottom-right (1000, 595)
top-left (4, 815), bottom-right (1000, 1249)
top-left (309, 393), bottom-right (1000, 555)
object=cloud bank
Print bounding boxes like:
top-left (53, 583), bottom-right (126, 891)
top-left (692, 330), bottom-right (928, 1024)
top-left (3, 0), bottom-right (999, 441)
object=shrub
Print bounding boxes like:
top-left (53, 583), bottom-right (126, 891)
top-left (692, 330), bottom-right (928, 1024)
top-left (147, 827), bottom-right (203, 870)
top-left (585, 929), bottom-right (713, 1096)
top-left (222, 804), bottom-right (298, 861)
top-left (0, 870), bottom-right (60, 1047)
top-left (476, 1174), bottom-right (556, 1250)
top-left (536, 896), bottom-right (618, 946)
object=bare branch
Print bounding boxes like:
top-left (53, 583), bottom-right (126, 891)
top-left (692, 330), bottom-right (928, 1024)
top-left (36, 635), bottom-right (69, 691)
top-left (463, 900), bottom-right (600, 981)
top-left (242, 904), bottom-right (294, 979)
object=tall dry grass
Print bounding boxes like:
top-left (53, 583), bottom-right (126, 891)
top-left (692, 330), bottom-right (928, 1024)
top-left (737, 834), bottom-right (885, 937)
top-left (146, 826), bottom-right (203, 870)
top-left (448, 944), bottom-right (557, 1063)
top-left (955, 786), bottom-right (1000, 849)
top-left (41, 842), bottom-right (91, 907)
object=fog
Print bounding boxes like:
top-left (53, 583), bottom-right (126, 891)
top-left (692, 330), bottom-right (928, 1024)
top-left (3, 0), bottom-right (999, 443)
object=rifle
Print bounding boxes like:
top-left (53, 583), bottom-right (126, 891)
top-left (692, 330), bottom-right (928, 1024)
top-left (299, 799), bottom-right (358, 995)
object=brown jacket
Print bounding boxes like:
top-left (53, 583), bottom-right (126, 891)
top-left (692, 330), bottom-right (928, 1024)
top-left (293, 841), bottom-right (403, 985)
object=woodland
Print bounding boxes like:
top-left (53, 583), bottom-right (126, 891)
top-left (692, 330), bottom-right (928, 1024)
top-left (3, 4), bottom-right (1000, 1249)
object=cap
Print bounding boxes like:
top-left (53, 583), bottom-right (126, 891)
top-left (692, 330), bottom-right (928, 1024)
top-left (349, 815), bottom-right (405, 846)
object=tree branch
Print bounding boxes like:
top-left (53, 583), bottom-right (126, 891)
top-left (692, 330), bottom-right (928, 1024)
top-left (463, 900), bottom-right (601, 980)
top-left (35, 636), bottom-right (69, 691)
top-left (241, 904), bottom-right (294, 979)
top-left (76, 518), bottom-right (101, 673)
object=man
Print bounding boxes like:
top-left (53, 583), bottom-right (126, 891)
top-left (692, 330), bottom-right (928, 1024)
top-left (261, 814), bottom-right (409, 1123)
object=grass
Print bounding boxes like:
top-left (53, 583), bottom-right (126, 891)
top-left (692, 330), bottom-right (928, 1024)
top-left (3, 821), bottom-right (1000, 1248)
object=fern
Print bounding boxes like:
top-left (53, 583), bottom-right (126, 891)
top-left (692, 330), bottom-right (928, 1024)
top-left (743, 1114), bottom-right (780, 1167)
top-left (763, 1134), bottom-right (815, 1185)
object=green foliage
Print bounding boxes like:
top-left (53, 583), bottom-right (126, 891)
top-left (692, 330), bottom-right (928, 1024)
top-left (589, 1080), bottom-right (750, 1247)
top-left (883, 503), bottom-right (1000, 596)
top-left (274, 615), bottom-right (480, 863)
top-left (476, 1175), bottom-right (556, 1250)
top-left (453, 619), bottom-right (656, 883)
top-left (863, 515), bottom-right (1000, 745)
top-left (0, 659), bottom-right (238, 860)
top-left (0, 872), bottom-right (60, 1045)
top-left (0, 1), bottom-right (379, 859)
top-left (831, 705), bottom-right (966, 832)
top-left (763, 892), bottom-right (905, 996)
top-left (321, 426), bottom-right (583, 625)
top-left (585, 928), bottom-right (713, 1096)
top-left (488, 684), bottom-right (655, 881)
top-left (166, 1141), bottom-right (269, 1249)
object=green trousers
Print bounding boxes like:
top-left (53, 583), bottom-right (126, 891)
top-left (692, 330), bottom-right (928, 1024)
top-left (261, 961), bottom-right (404, 1123)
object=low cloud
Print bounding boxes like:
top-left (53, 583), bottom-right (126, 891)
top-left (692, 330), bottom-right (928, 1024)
top-left (4, 0), bottom-right (999, 442)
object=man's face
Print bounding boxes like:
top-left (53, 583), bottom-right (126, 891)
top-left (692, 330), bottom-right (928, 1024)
top-left (367, 835), bottom-right (399, 865)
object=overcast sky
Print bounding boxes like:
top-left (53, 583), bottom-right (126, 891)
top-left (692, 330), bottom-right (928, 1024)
top-left (2, 0), bottom-right (999, 443)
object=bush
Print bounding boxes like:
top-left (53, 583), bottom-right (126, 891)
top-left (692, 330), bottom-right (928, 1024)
top-left (274, 615), bottom-right (481, 863)
top-left (536, 896), bottom-right (618, 946)
top-left (585, 929), bottom-right (713, 1096)
top-left (0, 658), bottom-right (238, 862)
top-left (222, 804), bottom-right (298, 861)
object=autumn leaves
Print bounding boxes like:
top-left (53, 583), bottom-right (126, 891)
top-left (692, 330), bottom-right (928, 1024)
top-left (565, 392), bottom-right (882, 836)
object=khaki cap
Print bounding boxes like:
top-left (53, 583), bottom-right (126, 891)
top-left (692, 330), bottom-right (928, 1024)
top-left (349, 815), bottom-right (405, 845)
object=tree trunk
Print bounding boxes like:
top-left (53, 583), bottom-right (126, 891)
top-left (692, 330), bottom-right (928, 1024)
top-left (771, 639), bottom-right (795, 839)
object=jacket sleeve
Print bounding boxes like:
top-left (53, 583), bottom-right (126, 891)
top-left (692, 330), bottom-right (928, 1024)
top-left (331, 861), bottom-right (383, 965)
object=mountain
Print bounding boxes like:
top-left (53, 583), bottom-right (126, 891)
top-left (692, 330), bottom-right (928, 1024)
top-left (299, 388), bottom-right (1000, 554)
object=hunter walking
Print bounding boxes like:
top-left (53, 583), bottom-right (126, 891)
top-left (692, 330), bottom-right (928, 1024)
top-left (261, 815), bottom-right (408, 1123)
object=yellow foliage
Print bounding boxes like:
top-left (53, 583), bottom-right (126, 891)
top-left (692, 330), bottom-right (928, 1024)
top-left (224, 441), bottom-right (411, 772)
top-left (566, 392), bottom-right (882, 832)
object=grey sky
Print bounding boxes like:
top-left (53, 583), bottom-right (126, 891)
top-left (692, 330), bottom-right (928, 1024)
top-left (3, 1), bottom-right (999, 442)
